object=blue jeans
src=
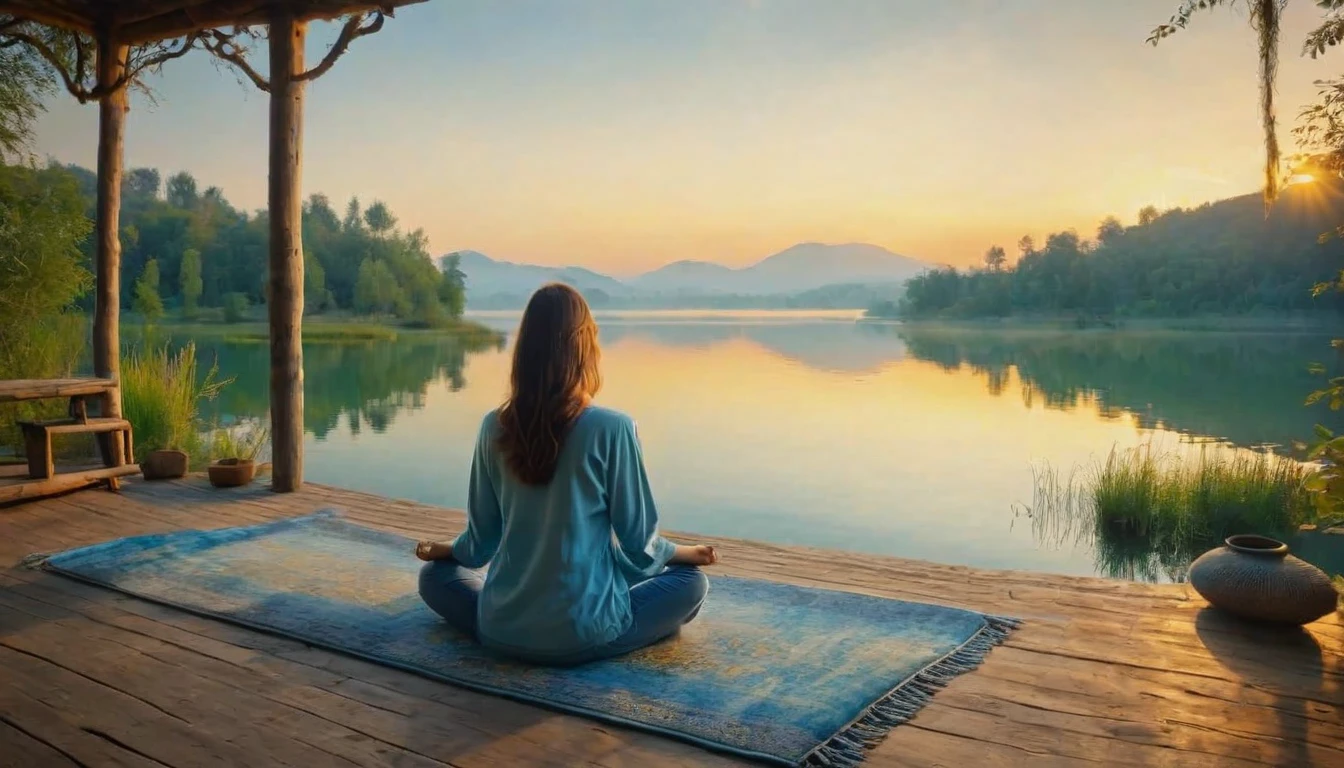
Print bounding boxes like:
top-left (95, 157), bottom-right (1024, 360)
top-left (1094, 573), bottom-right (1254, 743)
top-left (418, 559), bottom-right (709, 665)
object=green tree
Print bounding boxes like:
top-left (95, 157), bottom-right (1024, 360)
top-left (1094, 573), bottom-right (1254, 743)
top-left (439, 252), bottom-right (467, 318)
top-left (983, 245), bottom-right (1007, 272)
top-left (166, 171), bottom-right (199, 209)
top-left (133, 259), bottom-right (164, 324)
top-left (0, 163), bottom-right (93, 450)
top-left (222, 292), bottom-right (249, 323)
top-left (179, 248), bottom-right (202, 318)
top-left (304, 250), bottom-right (329, 314)
top-left (1097, 216), bottom-right (1125, 245)
top-left (0, 38), bottom-right (52, 161)
top-left (123, 167), bottom-right (162, 202)
top-left (363, 201), bottom-right (397, 235)
top-left (354, 258), bottom-right (404, 316)
top-left (1016, 235), bottom-right (1035, 260)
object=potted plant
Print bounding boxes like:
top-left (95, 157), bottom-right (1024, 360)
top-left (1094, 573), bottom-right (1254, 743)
top-left (141, 448), bottom-right (189, 480)
top-left (207, 420), bottom-right (269, 489)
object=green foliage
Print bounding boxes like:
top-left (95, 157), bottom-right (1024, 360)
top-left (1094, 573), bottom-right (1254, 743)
top-left (304, 250), bottom-right (330, 313)
top-left (222, 292), bottom-right (249, 324)
top-left (179, 248), bottom-right (202, 319)
top-left (983, 245), bottom-right (1006, 272)
top-left (0, 39), bottom-right (53, 161)
top-left (133, 258), bottom-right (164, 324)
top-left (121, 342), bottom-right (230, 462)
top-left (30, 163), bottom-right (468, 323)
top-left (354, 258), bottom-right (406, 316)
top-left (1027, 444), bottom-right (1317, 580)
top-left (208, 418), bottom-right (269, 462)
top-left (0, 163), bottom-right (92, 452)
top-left (438, 253), bottom-right (467, 318)
top-left (896, 187), bottom-right (1344, 320)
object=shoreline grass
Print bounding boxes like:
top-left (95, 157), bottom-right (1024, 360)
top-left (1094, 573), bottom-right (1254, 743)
top-left (151, 316), bottom-right (502, 347)
top-left (1026, 444), bottom-right (1318, 580)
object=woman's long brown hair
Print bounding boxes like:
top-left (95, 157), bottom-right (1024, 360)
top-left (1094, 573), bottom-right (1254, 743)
top-left (496, 284), bottom-right (602, 485)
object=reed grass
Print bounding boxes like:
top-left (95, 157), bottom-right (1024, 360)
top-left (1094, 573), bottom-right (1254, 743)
top-left (121, 342), bottom-right (231, 462)
top-left (1026, 444), bottom-right (1317, 580)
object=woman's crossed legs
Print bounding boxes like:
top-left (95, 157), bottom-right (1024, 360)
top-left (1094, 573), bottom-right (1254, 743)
top-left (417, 560), bottom-right (708, 664)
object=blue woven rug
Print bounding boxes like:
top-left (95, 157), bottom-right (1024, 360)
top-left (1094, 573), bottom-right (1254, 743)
top-left (26, 511), bottom-right (1018, 767)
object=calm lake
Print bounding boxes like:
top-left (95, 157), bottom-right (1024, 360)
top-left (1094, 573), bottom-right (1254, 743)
top-left (188, 311), bottom-right (1344, 581)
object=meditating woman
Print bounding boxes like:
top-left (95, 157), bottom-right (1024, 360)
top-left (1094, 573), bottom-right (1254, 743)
top-left (414, 283), bottom-right (717, 665)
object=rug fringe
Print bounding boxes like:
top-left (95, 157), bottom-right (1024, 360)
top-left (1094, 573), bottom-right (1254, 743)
top-left (18, 552), bottom-right (51, 570)
top-left (802, 615), bottom-right (1021, 768)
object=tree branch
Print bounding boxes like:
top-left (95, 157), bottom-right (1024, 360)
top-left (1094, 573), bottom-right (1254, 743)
top-left (295, 11), bottom-right (384, 82)
top-left (0, 26), bottom-right (92, 102)
top-left (203, 28), bottom-right (271, 92)
top-left (1148, 0), bottom-right (1237, 46)
top-left (123, 34), bottom-right (199, 85)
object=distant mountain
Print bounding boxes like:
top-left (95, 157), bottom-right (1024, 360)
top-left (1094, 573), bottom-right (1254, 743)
top-left (446, 250), bottom-right (631, 306)
top-left (630, 260), bottom-right (738, 294)
top-left (446, 242), bottom-right (930, 309)
top-left (632, 243), bottom-right (926, 296)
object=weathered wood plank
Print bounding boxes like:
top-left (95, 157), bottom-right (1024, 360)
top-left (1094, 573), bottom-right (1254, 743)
top-left (0, 465), bottom-right (139, 505)
top-left (1, 478), bottom-right (1340, 768)
top-left (20, 418), bottom-right (132, 435)
top-left (0, 718), bottom-right (82, 767)
top-left (0, 378), bottom-right (116, 403)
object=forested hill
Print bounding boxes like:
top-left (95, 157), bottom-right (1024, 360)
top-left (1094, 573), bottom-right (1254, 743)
top-left (50, 163), bottom-right (465, 326)
top-left (891, 178), bottom-right (1344, 320)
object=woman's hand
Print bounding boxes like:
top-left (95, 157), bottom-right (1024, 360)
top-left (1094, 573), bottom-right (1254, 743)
top-left (415, 540), bottom-right (454, 561)
top-left (671, 544), bottom-right (719, 566)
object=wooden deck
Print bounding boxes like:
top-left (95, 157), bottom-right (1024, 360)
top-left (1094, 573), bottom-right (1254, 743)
top-left (0, 478), bottom-right (1340, 767)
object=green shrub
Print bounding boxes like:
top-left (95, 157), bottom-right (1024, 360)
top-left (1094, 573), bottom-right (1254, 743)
top-left (0, 314), bottom-right (87, 456)
top-left (121, 342), bottom-right (231, 462)
top-left (222, 293), bottom-right (249, 324)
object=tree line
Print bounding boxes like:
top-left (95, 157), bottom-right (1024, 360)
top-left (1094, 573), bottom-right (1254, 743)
top-left (50, 162), bottom-right (466, 327)
top-left (885, 182), bottom-right (1344, 320)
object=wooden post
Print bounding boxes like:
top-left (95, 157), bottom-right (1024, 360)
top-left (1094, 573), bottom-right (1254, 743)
top-left (268, 12), bottom-right (306, 492)
top-left (94, 34), bottom-right (129, 467)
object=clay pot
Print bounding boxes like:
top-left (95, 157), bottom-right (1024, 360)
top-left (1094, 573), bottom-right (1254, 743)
top-left (141, 449), bottom-right (188, 480)
top-left (1188, 534), bottom-right (1338, 625)
top-left (207, 458), bottom-right (256, 488)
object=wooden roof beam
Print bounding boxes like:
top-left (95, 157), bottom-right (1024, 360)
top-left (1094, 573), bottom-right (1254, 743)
top-left (0, 1), bottom-right (424, 44)
top-left (117, 0), bottom-right (424, 45)
top-left (0, 3), bottom-right (94, 34)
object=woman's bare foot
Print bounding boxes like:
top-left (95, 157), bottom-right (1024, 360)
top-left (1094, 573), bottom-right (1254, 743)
top-left (415, 540), bottom-right (454, 561)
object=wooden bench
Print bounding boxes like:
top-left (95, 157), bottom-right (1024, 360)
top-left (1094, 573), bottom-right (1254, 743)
top-left (19, 417), bottom-right (135, 488)
top-left (0, 377), bottom-right (138, 504)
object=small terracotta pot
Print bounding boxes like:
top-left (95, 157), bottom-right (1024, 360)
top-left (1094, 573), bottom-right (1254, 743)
top-left (208, 458), bottom-right (256, 488)
top-left (141, 449), bottom-right (189, 481)
top-left (1188, 534), bottom-right (1338, 625)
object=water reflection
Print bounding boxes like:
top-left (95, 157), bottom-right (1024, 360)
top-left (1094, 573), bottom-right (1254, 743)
top-left (189, 334), bottom-right (503, 438)
top-left (895, 327), bottom-right (1344, 453)
top-left (175, 315), bottom-right (1344, 581)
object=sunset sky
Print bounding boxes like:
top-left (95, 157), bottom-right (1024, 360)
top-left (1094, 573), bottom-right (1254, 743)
top-left (31, 0), bottom-right (1343, 274)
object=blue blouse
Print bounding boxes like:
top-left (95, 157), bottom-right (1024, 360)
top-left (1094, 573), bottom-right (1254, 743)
top-left (450, 406), bottom-right (677, 660)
